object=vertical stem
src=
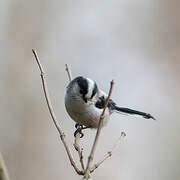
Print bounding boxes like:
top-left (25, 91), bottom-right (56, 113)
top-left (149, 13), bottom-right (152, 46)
top-left (0, 153), bottom-right (10, 180)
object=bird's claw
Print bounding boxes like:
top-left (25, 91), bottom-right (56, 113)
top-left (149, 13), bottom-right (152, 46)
top-left (75, 123), bottom-right (82, 129)
top-left (74, 124), bottom-right (84, 138)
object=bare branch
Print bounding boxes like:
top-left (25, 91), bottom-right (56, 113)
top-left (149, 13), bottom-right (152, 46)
top-left (90, 132), bottom-right (126, 173)
top-left (32, 49), bottom-right (83, 175)
top-left (84, 80), bottom-right (114, 179)
top-left (0, 152), bottom-right (10, 180)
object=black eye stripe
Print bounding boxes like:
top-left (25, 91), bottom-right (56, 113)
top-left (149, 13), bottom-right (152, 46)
top-left (76, 76), bottom-right (88, 95)
top-left (72, 76), bottom-right (97, 101)
top-left (91, 82), bottom-right (98, 99)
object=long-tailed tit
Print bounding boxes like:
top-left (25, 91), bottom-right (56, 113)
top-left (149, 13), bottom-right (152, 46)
top-left (65, 76), bottom-right (155, 137)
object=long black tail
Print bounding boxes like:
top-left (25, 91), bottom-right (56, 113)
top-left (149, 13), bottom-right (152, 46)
top-left (114, 106), bottom-right (156, 120)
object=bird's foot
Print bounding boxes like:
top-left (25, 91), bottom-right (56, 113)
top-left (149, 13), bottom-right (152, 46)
top-left (74, 123), bottom-right (84, 138)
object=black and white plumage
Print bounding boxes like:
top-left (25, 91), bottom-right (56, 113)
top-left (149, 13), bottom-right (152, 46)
top-left (65, 76), bottom-right (155, 129)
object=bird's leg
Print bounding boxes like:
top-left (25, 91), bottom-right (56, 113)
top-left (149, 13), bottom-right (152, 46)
top-left (74, 123), bottom-right (89, 138)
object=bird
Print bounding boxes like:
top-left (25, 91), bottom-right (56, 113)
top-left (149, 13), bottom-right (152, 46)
top-left (65, 76), bottom-right (155, 137)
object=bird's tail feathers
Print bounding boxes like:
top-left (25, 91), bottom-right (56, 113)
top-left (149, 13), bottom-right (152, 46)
top-left (114, 106), bottom-right (156, 120)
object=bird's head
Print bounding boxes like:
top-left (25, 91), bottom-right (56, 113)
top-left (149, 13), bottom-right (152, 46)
top-left (67, 76), bottom-right (98, 103)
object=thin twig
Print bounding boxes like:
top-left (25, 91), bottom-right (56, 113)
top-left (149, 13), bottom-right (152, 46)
top-left (73, 133), bottom-right (85, 170)
top-left (65, 64), bottom-right (85, 171)
top-left (0, 152), bottom-right (10, 180)
top-left (32, 49), bottom-right (83, 175)
top-left (90, 152), bottom-right (112, 173)
top-left (90, 132), bottom-right (126, 173)
top-left (65, 64), bottom-right (72, 82)
top-left (84, 80), bottom-right (114, 179)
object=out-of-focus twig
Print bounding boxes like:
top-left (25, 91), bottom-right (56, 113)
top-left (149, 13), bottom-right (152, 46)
top-left (90, 132), bottom-right (126, 173)
top-left (65, 64), bottom-right (85, 170)
top-left (65, 64), bottom-right (72, 82)
top-left (32, 49), bottom-right (83, 175)
top-left (0, 152), bottom-right (10, 180)
top-left (84, 80), bottom-right (114, 179)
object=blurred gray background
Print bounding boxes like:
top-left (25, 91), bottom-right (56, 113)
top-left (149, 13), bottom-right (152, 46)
top-left (0, 0), bottom-right (180, 179)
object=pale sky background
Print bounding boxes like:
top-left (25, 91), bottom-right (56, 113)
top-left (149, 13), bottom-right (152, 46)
top-left (0, 0), bottom-right (180, 180)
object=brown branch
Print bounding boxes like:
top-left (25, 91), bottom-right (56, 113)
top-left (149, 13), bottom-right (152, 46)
top-left (0, 152), bottom-right (10, 180)
top-left (65, 64), bottom-right (85, 171)
top-left (90, 132), bottom-right (126, 173)
top-left (84, 80), bottom-right (114, 179)
top-left (32, 49), bottom-right (83, 175)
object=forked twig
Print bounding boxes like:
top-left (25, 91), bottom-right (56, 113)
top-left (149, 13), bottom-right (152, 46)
top-left (65, 63), bottom-right (85, 170)
top-left (84, 80), bottom-right (114, 179)
top-left (90, 132), bottom-right (126, 173)
top-left (32, 49), bottom-right (83, 175)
